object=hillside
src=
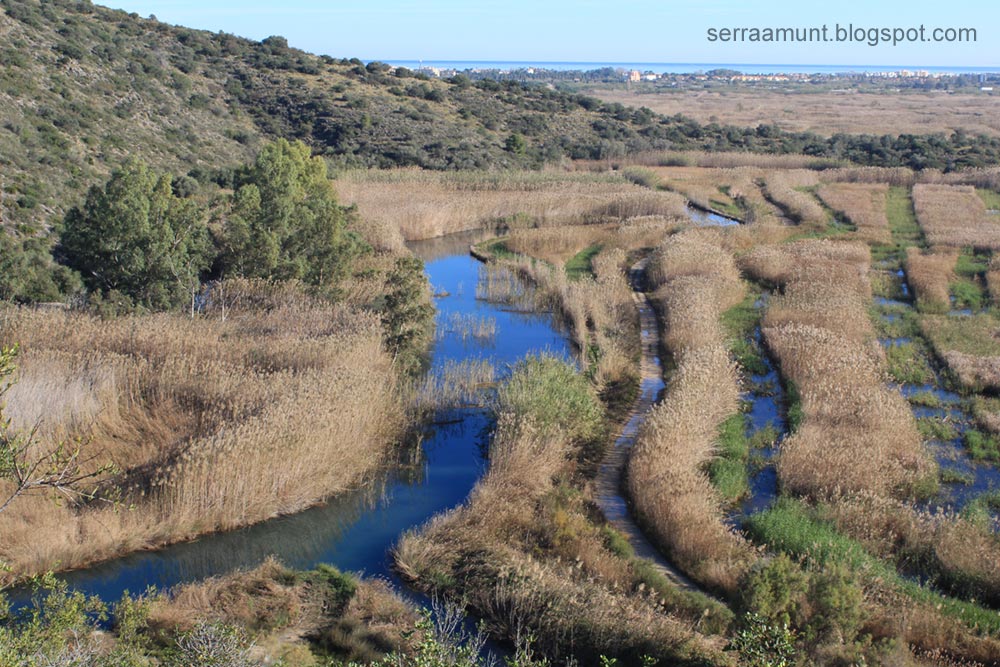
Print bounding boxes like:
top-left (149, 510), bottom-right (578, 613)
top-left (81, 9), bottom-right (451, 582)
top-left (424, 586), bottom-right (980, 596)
top-left (5, 0), bottom-right (1000, 241)
top-left (0, 0), bottom-right (684, 233)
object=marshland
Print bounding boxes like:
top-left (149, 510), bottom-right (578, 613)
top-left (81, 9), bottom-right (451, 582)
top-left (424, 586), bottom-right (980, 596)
top-left (4, 2), bottom-right (1000, 666)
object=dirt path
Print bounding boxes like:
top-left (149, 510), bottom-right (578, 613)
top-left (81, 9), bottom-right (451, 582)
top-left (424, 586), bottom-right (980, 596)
top-left (594, 258), bottom-right (712, 597)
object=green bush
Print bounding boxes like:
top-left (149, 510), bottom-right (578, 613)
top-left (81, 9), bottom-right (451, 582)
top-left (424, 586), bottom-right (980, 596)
top-left (496, 354), bottom-right (605, 449)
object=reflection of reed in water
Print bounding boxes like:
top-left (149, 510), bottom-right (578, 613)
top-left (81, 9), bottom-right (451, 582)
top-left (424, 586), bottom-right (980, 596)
top-left (437, 312), bottom-right (497, 344)
top-left (53, 475), bottom-right (390, 598)
top-left (475, 264), bottom-right (536, 309)
top-left (411, 359), bottom-right (496, 414)
top-left (405, 228), bottom-right (497, 263)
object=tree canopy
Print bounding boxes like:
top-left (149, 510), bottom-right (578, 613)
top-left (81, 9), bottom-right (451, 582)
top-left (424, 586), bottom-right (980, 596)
top-left (219, 139), bottom-right (366, 286)
top-left (60, 159), bottom-right (212, 311)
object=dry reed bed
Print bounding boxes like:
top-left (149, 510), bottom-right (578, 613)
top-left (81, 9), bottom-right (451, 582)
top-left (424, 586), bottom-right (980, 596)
top-left (912, 184), bottom-right (1000, 249)
top-left (920, 315), bottom-right (1000, 391)
top-left (627, 228), bottom-right (756, 595)
top-left (335, 169), bottom-right (688, 242)
top-left (0, 282), bottom-right (401, 583)
top-left (740, 241), bottom-right (933, 498)
top-left (816, 182), bottom-right (892, 244)
top-left (905, 247), bottom-right (959, 313)
top-left (148, 557), bottom-right (418, 663)
top-left (396, 414), bottom-right (730, 665)
top-left (821, 494), bottom-right (1000, 609)
top-left (641, 166), bottom-right (739, 214)
top-left (987, 256), bottom-right (1000, 308)
top-left (480, 243), bottom-right (641, 389)
top-left (761, 170), bottom-right (827, 228)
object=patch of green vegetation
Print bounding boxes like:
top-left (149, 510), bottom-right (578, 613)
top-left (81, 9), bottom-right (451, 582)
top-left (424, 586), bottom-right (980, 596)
top-left (749, 425), bottom-right (780, 450)
top-left (949, 279), bottom-right (986, 310)
top-left (744, 498), bottom-right (1000, 636)
top-left (722, 290), bottom-right (762, 339)
top-left (709, 413), bottom-right (750, 502)
top-left (964, 428), bottom-right (1000, 463)
top-left (872, 307), bottom-right (920, 339)
top-left (884, 342), bottom-right (935, 385)
top-left (916, 416), bottom-right (959, 441)
top-left (565, 244), bottom-right (603, 281)
top-left (955, 250), bottom-right (990, 278)
top-left (885, 186), bottom-right (925, 248)
top-left (496, 354), bottom-right (606, 452)
top-left (976, 188), bottom-right (1000, 211)
top-left (786, 381), bottom-right (803, 433)
top-left (722, 291), bottom-right (769, 375)
top-left (907, 390), bottom-right (943, 408)
top-left (870, 271), bottom-right (907, 300)
top-left (600, 526), bottom-right (734, 634)
top-left (939, 467), bottom-right (975, 486)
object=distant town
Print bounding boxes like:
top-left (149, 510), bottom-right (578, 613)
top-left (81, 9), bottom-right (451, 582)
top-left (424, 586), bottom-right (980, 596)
top-left (399, 64), bottom-right (1000, 91)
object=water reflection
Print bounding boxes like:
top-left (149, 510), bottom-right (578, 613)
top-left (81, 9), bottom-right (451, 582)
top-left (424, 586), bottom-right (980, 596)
top-left (12, 233), bottom-right (573, 605)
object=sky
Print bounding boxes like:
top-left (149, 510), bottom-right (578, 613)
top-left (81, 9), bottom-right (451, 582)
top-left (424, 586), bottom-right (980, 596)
top-left (103, 0), bottom-right (998, 67)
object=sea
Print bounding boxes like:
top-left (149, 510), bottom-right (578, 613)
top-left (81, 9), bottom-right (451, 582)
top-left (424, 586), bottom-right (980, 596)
top-left (380, 60), bottom-right (999, 75)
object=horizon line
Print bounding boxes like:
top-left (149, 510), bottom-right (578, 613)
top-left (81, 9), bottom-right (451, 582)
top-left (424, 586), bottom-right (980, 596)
top-left (373, 59), bottom-right (1000, 70)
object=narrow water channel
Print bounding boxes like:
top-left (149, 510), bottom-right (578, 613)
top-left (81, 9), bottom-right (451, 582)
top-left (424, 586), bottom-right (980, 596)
top-left (875, 268), bottom-right (1000, 518)
top-left (13, 229), bottom-right (573, 605)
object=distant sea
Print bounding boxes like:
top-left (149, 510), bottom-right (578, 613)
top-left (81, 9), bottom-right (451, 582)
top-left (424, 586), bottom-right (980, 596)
top-left (381, 60), bottom-right (999, 75)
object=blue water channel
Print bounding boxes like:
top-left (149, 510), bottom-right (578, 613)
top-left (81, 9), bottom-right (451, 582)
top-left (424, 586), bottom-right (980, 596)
top-left (875, 268), bottom-right (1000, 516)
top-left (11, 229), bottom-right (573, 605)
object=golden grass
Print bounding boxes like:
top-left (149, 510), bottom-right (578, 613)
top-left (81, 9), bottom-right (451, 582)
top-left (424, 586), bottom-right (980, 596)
top-left (584, 87), bottom-right (1000, 138)
top-left (920, 314), bottom-right (1000, 391)
top-left (821, 495), bottom-right (1000, 609)
top-left (0, 280), bottom-right (401, 583)
top-left (335, 169), bottom-right (688, 241)
top-left (816, 182), bottom-right (891, 244)
top-left (395, 413), bottom-right (731, 665)
top-left (912, 184), bottom-right (1000, 250)
top-left (905, 247), bottom-right (959, 313)
top-left (741, 241), bottom-right (934, 498)
top-left (627, 228), bottom-right (756, 594)
top-left (761, 170), bottom-right (826, 228)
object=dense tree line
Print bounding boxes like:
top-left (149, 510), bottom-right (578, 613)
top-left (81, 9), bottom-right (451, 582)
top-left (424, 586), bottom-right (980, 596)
top-left (53, 139), bottom-right (367, 313)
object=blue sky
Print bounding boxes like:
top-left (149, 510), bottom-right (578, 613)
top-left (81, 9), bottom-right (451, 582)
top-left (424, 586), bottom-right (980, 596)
top-left (105, 0), bottom-right (997, 66)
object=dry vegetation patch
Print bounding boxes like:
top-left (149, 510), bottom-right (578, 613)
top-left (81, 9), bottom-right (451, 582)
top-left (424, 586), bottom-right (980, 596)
top-left (905, 247), bottom-right (958, 313)
top-left (335, 170), bottom-right (687, 241)
top-left (816, 182), bottom-right (891, 244)
top-left (0, 281), bottom-right (401, 583)
top-left (627, 228), bottom-right (756, 594)
top-left (921, 314), bottom-right (1000, 391)
top-left (761, 170), bottom-right (826, 228)
top-left (912, 184), bottom-right (1000, 249)
top-left (741, 241), bottom-right (933, 498)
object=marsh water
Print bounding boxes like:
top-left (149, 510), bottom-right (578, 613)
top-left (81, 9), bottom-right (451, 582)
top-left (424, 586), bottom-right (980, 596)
top-left (875, 267), bottom-right (1000, 517)
top-left (14, 228), bottom-right (572, 605)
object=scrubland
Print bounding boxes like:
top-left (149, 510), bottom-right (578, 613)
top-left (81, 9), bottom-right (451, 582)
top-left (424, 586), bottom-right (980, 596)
top-left (0, 280), bottom-right (402, 583)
